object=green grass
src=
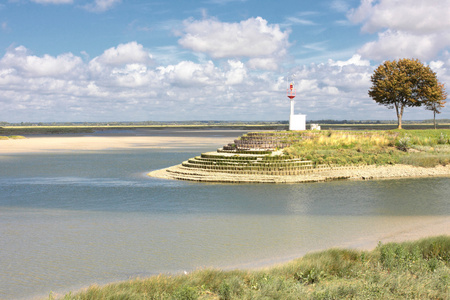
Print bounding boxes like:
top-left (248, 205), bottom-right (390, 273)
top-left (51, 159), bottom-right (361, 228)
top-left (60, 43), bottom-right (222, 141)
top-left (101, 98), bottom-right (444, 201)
top-left (0, 135), bottom-right (26, 140)
top-left (283, 129), bottom-right (450, 167)
top-left (51, 236), bottom-right (450, 300)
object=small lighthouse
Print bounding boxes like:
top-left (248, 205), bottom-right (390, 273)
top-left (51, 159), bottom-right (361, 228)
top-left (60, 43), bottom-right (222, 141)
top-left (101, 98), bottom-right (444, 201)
top-left (287, 81), bottom-right (306, 130)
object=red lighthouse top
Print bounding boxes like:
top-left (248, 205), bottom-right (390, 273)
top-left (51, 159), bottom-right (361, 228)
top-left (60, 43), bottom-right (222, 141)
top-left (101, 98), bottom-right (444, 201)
top-left (287, 82), bottom-right (296, 99)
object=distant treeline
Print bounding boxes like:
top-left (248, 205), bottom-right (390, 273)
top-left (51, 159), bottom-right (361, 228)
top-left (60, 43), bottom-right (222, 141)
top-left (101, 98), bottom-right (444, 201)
top-left (1, 119), bottom-right (449, 127)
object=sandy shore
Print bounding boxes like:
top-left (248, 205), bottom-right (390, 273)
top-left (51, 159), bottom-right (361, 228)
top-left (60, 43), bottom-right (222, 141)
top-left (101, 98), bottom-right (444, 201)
top-left (0, 135), bottom-right (232, 154)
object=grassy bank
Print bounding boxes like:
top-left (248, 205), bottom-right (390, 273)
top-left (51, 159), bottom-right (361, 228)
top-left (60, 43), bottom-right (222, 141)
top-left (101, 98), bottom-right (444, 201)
top-left (52, 236), bottom-right (449, 299)
top-left (283, 129), bottom-right (450, 168)
top-left (0, 135), bottom-right (26, 140)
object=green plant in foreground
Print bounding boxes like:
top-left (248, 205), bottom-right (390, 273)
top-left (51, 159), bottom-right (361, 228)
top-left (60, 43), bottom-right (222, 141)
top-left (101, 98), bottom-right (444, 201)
top-left (55, 236), bottom-right (450, 300)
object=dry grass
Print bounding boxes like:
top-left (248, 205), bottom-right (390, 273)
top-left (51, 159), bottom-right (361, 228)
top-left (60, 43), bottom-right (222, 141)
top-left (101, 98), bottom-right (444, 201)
top-left (283, 130), bottom-right (450, 167)
top-left (54, 236), bottom-right (450, 300)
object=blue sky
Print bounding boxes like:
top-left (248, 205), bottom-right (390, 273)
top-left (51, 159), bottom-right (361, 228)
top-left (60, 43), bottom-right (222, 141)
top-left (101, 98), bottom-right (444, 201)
top-left (1, 0), bottom-right (450, 122)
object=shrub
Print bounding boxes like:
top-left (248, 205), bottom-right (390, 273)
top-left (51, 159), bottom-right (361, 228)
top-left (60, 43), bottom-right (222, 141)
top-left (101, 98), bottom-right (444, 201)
top-left (396, 135), bottom-right (411, 151)
top-left (438, 132), bottom-right (449, 145)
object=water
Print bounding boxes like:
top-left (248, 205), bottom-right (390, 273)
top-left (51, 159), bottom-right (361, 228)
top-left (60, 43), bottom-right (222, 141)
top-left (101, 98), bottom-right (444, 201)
top-left (1, 146), bottom-right (449, 299)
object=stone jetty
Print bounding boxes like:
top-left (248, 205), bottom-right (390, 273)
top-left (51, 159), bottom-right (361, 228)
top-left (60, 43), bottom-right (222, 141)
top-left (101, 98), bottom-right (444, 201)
top-left (148, 131), bottom-right (355, 183)
top-left (148, 131), bottom-right (450, 183)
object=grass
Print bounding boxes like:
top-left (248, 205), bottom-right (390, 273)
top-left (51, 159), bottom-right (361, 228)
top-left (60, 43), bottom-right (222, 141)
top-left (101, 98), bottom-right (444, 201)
top-left (51, 236), bottom-right (450, 299)
top-left (283, 129), bottom-right (450, 167)
top-left (0, 135), bottom-right (26, 140)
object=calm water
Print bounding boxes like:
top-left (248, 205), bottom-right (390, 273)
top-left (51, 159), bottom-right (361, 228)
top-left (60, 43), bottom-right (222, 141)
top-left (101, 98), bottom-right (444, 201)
top-left (1, 144), bottom-right (449, 299)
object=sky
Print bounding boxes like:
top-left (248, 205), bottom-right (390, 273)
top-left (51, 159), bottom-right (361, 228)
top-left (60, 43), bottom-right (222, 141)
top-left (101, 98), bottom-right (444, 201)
top-left (1, 0), bottom-right (450, 122)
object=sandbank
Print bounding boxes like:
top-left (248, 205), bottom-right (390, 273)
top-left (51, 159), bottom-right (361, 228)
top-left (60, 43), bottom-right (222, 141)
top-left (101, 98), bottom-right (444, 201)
top-left (0, 135), bottom-right (232, 154)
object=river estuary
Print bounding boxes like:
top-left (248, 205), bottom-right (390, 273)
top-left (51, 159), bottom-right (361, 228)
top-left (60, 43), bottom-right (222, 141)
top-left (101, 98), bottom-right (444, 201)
top-left (1, 131), bottom-right (449, 299)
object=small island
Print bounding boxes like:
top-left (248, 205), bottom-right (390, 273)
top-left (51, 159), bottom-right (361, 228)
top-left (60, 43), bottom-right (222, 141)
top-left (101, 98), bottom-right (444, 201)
top-left (149, 129), bottom-right (450, 183)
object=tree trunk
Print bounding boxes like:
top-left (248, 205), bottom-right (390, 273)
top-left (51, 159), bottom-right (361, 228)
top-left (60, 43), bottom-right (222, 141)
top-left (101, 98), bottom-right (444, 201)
top-left (434, 110), bottom-right (437, 129)
top-left (395, 103), bottom-right (403, 129)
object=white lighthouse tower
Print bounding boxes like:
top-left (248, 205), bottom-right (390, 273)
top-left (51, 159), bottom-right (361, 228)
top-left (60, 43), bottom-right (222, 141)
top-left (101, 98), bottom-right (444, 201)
top-left (287, 81), bottom-right (306, 130)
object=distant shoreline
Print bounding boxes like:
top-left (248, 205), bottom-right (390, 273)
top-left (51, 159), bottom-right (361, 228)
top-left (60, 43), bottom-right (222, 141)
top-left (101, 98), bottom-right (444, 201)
top-left (1, 122), bottom-right (450, 136)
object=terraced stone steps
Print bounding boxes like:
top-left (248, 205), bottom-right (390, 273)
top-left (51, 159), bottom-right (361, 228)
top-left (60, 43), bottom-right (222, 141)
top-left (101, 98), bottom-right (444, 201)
top-left (155, 131), bottom-right (342, 182)
top-left (223, 131), bottom-right (306, 151)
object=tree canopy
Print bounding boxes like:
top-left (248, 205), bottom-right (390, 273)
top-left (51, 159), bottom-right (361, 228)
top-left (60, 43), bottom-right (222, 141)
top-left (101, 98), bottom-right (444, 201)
top-left (368, 58), bottom-right (447, 129)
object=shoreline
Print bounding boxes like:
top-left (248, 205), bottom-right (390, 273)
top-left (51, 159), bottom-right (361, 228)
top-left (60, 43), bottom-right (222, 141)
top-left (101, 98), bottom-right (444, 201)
top-left (148, 163), bottom-right (450, 183)
top-left (0, 134), bottom-right (234, 154)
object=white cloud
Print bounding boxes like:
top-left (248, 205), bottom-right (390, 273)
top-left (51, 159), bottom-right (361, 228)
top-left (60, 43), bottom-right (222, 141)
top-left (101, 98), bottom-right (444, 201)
top-left (225, 60), bottom-right (246, 85)
top-left (178, 17), bottom-right (290, 62)
top-left (349, 0), bottom-right (450, 34)
top-left (247, 57), bottom-right (279, 71)
top-left (83, 0), bottom-right (121, 12)
top-left (286, 17), bottom-right (317, 26)
top-left (1, 41), bottom-right (449, 122)
top-left (329, 54), bottom-right (370, 67)
top-left (358, 30), bottom-right (442, 61)
top-left (331, 0), bottom-right (350, 13)
top-left (92, 42), bottom-right (152, 66)
top-left (348, 0), bottom-right (450, 61)
top-left (158, 60), bottom-right (220, 87)
top-left (0, 46), bottom-right (84, 78)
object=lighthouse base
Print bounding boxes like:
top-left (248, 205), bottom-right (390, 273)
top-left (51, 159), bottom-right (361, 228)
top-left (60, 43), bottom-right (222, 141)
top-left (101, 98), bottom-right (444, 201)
top-left (289, 114), bottom-right (306, 131)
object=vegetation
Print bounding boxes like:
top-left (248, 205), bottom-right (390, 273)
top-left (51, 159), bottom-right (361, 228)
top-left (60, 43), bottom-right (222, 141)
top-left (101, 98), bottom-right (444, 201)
top-left (0, 123), bottom-right (288, 135)
top-left (369, 58), bottom-right (447, 129)
top-left (283, 130), bottom-right (450, 167)
top-left (0, 135), bottom-right (26, 140)
top-left (51, 236), bottom-right (450, 299)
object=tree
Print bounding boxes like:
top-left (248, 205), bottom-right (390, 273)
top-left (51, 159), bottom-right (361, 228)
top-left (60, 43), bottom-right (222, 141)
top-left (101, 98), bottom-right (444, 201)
top-left (369, 58), bottom-right (447, 129)
top-left (424, 83), bottom-right (447, 129)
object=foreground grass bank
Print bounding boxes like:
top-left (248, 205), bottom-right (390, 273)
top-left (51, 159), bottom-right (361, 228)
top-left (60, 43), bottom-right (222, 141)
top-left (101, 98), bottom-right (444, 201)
top-left (284, 129), bottom-right (450, 168)
top-left (53, 236), bottom-right (449, 299)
